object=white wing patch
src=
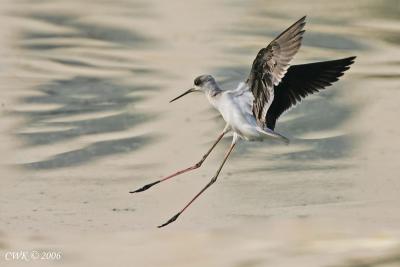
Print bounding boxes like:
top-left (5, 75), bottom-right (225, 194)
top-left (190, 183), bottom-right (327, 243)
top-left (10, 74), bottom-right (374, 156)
top-left (231, 82), bottom-right (253, 117)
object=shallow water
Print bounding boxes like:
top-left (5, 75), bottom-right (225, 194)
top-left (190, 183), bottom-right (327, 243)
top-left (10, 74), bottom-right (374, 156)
top-left (1, 0), bottom-right (400, 266)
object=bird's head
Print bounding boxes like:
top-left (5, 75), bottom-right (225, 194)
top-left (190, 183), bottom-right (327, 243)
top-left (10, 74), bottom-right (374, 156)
top-left (170, 75), bottom-right (220, 103)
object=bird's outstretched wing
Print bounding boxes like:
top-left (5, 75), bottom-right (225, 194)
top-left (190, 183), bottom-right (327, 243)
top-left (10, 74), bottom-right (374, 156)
top-left (247, 16), bottom-right (306, 127)
top-left (266, 56), bottom-right (356, 130)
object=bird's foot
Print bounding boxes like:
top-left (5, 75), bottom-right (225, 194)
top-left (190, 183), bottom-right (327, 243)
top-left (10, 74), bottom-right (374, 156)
top-left (158, 212), bottom-right (181, 228)
top-left (130, 180), bottom-right (160, 193)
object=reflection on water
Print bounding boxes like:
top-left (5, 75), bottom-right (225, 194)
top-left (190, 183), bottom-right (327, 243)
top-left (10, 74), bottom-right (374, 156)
top-left (6, 0), bottom-right (386, 171)
top-left (17, 76), bottom-right (154, 169)
top-left (3, 0), bottom-right (396, 195)
top-left (3, 0), bottom-right (398, 171)
top-left (25, 135), bottom-right (150, 169)
top-left (19, 77), bottom-right (151, 146)
top-left (24, 12), bottom-right (151, 48)
top-left (3, 0), bottom-right (398, 189)
top-left (10, 1), bottom-right (160, 169)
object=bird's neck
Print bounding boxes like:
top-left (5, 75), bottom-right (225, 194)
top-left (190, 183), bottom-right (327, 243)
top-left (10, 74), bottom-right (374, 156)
top-left (205, 83), bottom-right (222, 98)
top-left (205, 85), bottom-right (223, 110)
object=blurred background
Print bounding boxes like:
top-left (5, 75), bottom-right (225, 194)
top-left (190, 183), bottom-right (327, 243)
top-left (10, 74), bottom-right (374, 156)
top-left (0, 0), bottom-right (400, 266)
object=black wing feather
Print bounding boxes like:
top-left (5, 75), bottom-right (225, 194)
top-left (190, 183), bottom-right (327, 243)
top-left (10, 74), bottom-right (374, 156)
top-left (247, 16), bottom-right (306, 127)
top-left (266, 56), bottom-right (356, 129)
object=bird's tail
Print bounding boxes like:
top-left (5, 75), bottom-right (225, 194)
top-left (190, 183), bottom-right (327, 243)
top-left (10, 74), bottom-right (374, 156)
top-left (257, 128), bottom-right (290, 145)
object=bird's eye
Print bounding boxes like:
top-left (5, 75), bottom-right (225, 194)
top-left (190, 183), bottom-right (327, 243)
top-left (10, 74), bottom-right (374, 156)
top-left (194, 78), bottom-right (201, 86)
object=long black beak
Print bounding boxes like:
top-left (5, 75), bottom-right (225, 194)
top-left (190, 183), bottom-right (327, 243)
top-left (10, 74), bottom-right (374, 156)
top-left (169, 88), bottom-right (195, 103)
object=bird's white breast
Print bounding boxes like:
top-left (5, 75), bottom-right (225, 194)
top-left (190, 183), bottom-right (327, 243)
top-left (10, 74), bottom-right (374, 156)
top-left (207, 83), bottom-right (264, 140)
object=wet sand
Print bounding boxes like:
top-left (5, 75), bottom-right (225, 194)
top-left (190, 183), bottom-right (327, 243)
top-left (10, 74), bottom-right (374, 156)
top-left (1, 0), bottom-right (400, 266)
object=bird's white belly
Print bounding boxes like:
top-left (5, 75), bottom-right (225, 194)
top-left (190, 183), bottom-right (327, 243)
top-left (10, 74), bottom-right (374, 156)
top-left (213, 93), bottom-right (263, 141)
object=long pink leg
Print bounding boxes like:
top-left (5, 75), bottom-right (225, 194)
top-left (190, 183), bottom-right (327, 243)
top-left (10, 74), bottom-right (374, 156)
top-left (158, 141), bottom-right (236, 228)
top-left (130, 130), bottom-right (228, 193)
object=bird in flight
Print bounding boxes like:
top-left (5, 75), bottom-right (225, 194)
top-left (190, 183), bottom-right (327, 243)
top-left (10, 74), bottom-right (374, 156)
top-left (131, 16), bottom-right (356, 228)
